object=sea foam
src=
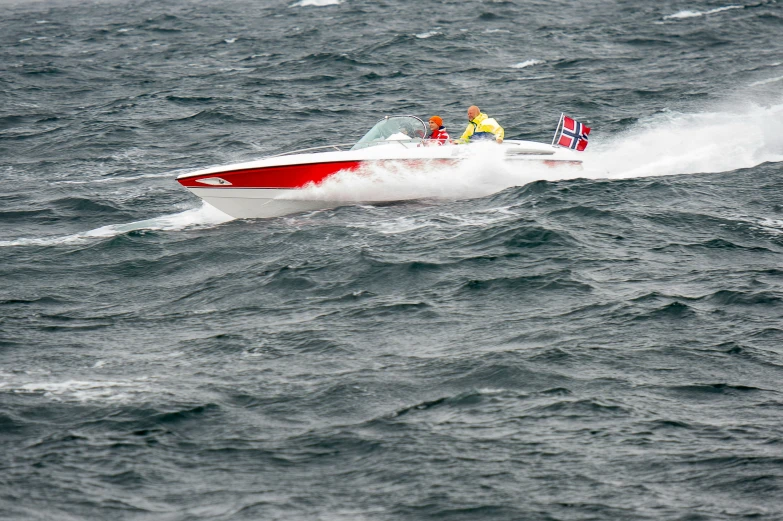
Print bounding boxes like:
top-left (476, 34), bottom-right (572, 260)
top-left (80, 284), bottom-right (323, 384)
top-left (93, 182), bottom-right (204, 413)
top-left (290, 0), bottom-right (342, 7)
top-left (284, 101), bottom-right (783, 206)
top-left (583, 101), bottom-right (783, 180)
top-left (664, 5), bottom-right (743, 20)
top-left (0, 203), bottom-right (232, 248)
top-left (512, 60), bottom-right (545, 69)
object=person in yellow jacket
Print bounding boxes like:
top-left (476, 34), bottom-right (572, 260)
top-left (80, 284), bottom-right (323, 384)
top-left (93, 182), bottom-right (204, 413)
top-left (456, 105), bottom-right (504, 144)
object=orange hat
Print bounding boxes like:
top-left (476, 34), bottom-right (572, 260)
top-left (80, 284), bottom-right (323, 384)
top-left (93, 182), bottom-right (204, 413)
top-left (429, 116), bottom-right (443, 127)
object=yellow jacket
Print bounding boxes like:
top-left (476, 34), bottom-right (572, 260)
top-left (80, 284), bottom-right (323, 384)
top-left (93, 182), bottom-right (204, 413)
top-left (460, 113), bottom-right (504, 142)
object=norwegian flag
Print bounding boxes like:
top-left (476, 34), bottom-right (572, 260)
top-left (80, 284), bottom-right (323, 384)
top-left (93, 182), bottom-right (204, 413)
top-left (555, 115), bottom-right (591, 151)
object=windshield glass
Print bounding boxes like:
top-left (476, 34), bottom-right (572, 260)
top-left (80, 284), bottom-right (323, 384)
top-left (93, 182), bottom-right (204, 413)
top-left (351, 116), bottom-right (428, 150)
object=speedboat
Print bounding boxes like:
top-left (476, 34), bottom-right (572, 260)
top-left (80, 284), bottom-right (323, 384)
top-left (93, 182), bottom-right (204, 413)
top-left (176, 115), bottom-right (583, 219)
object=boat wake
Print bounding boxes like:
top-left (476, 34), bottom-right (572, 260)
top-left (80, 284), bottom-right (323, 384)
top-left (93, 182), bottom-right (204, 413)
top-left (5, 99), bottom-right (780, 246)
top-left (285, 100), bottom-right (783, 205)
top-left (0, 203), bottom-right (232, 248)
top-left (583, 100), bottom-right (783, 180)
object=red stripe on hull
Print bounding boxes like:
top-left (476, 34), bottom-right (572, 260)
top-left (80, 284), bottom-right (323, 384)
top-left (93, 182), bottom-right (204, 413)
top-left (178, 161), bottom-right (363, 189)
top-left (178, 159), bottom-right (462, 189)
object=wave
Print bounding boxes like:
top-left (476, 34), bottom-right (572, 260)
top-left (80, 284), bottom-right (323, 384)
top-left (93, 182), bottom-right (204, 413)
top-left (749, 75), bottom-right (783, 87)
top-left (511, 59), bottom-right (545, 69)
top-left (289, 0), bottom-right (342, 7)
top-left (0, 203), bottom-right (232, 247)
top-left (664, 5), bottom-right (744, 20)
top-left (5, 379), bottom-right (144, 403)
top-left (50, 170), bottom-right (189, 185)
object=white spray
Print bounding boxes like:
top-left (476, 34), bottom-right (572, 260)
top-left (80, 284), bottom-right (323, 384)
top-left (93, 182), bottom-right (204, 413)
top-left (284, 100), bottom-right (783, 205)
top-left (4, 98), bottom-right (781, 245)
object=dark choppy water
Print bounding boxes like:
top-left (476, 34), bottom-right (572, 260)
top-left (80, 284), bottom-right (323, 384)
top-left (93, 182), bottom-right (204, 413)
top-left (2, 0), bottom-right (783, 519)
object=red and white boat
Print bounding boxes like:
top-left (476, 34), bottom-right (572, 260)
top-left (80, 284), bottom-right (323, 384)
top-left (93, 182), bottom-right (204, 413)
top-left (177, 115), bottom-right (583, 219)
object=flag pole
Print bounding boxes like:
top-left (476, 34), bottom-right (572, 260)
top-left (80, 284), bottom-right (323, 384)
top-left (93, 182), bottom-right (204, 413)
top-left (551, 113), bottom-right (564, 146)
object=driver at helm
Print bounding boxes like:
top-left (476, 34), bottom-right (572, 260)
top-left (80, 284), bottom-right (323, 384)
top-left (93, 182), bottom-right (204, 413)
top-left (456, 105), bottom-right (504, 144)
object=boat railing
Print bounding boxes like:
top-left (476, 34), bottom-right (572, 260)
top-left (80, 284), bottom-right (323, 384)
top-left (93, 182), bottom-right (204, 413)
top-left (265, 144), bottom-right (356, 158)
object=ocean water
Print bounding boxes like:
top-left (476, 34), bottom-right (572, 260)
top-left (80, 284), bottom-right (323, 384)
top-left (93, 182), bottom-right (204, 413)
top-left (2, 0), bottom-right (783, 519)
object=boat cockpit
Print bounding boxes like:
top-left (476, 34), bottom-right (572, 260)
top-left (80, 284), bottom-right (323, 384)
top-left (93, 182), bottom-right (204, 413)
top-left (351, 115), bottom-right (428, 150)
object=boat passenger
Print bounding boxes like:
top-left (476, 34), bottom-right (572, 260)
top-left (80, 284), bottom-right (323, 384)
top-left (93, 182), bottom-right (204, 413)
top-left (456, 105), bottom-right (504, 144)
top-left (425, 116), bottom-right (450, 145)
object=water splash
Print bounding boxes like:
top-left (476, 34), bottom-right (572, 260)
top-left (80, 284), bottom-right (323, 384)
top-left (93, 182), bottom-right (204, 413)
top-left (9, 100), bottom-right (780, 238)
top-left (281, 101), bottom-right (783, 206)
top-left (583, 101), bottom-right (783, 179)
top-left (279, 142), bottom-right (578, 204)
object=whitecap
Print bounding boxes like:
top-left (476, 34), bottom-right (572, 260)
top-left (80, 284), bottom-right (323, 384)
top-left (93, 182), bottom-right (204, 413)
top-left (14, 379), bottom-right (141, 402)
top-left (664, 5), bottom-right (743, 20)
top-left (517, 74), bottom-right (556, 81)
top-left (665, 10), bottom-right (704, 19)
top-left (748, 75), bottom-right (783, 87)
top-left (415, 31), bottom-right (440, 39)
top-left (705, 5), bottom-right (743, 15)
top-left (290, 0), bottom-right (342, 7)
top-left (755, 219), bottom-right (783, 235)
top-left (511, 59), bottom-right (545, 69)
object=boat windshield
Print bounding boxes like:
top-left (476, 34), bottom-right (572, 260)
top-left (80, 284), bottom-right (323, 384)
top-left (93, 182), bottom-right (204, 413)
top-left (351, 116), bottom-right (428, 150)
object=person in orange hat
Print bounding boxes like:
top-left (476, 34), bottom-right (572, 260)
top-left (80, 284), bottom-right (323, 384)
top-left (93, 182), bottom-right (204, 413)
top-left (425, 115), bottom-right (450, 145)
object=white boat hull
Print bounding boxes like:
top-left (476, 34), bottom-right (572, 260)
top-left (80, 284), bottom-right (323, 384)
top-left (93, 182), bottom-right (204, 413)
top-left (188, 187), bottom-right (344, 219)
top-left (178, 140), bottom-right (583, 219)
